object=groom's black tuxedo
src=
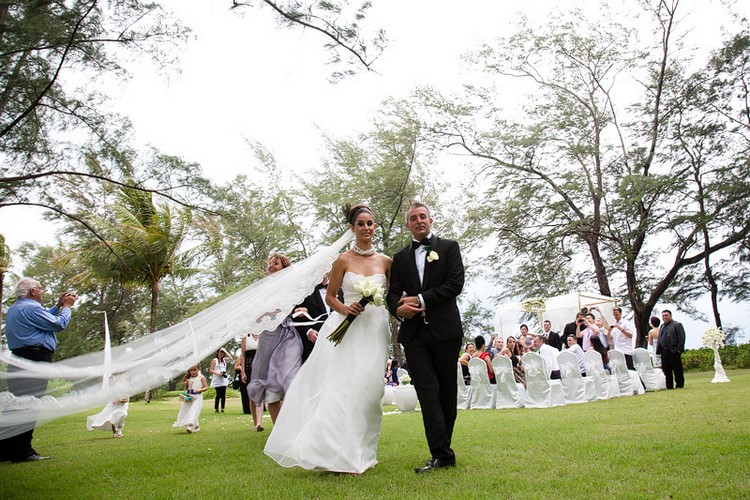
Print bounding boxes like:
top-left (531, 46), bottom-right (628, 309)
top-left (387, 234), bottom-right (464, 463)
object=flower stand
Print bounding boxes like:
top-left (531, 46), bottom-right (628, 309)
top-left (711, 346), bottom-right (731, 384)
top-left (393, 385), bottom-right (418, 412)
top-left (382, 385), bottom-right (394, 406)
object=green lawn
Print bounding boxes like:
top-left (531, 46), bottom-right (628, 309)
top-left (1, 370), bottom-right (749, 499)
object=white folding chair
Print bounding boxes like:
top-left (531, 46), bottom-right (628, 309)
top-left (582, 350), bottom-right (614, 400)
top-left (521, 352), bottom-right (566, 409)
top-left (492, 355), bottom-right (526, 409)
top-left (609, 349), bottom-right (645, 396)
top-left (456, 362), bottom-right (471, 410)
top-left (468, 358), bottom-right (496, 409)
top-left (633, 348), bottom-right (667, 391)
top-left (558, 351), bottom-right (596, 403)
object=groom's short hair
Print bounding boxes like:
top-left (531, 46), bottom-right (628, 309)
top-left (406, 202), bottom-right (430, 221)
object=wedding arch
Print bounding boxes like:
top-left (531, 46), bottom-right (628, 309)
top-left (494, 291), bottom-right (618, 337)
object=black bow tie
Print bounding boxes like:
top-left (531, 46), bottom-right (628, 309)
top-left (411, 238), bottom-right (431, 250)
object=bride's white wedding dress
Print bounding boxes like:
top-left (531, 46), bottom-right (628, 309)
top-left (264, 272), bottom-right (390, 473)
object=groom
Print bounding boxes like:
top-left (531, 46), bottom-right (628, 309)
top-left (387, 202), bottom-right (465, 473)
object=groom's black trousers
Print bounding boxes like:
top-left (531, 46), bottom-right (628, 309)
top-left (402, 320), bottom-right (461, 462)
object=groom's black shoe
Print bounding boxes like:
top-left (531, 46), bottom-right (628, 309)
top-left (414, 458), bottom-right (456, 473)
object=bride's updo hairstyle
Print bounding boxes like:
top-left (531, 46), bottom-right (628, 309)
top-left (347, 204), bottom-right (373, 225)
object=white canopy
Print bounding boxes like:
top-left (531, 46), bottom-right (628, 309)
top-left (494, 291), bottom-right (619, 337)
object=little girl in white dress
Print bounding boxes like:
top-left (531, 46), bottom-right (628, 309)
top-left (173, 365), bottom-right (207, 433)
top-left (87, 397), bottom-right (130, 438)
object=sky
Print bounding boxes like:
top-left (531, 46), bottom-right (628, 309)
top-left (2, 0), bottom-right (748, 348)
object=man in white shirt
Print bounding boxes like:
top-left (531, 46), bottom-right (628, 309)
top-left (532, 335), bottom-right (560, 379)
top-left (609, 307), bottom-right (636, 370)
top-left (565, 335), bottom-right (587, 375)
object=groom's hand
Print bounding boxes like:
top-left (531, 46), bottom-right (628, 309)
top-left (397, 297), bottom-right (423, 319)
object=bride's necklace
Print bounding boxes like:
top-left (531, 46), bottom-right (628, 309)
top-left (351, 245), bottom-right (376, 257)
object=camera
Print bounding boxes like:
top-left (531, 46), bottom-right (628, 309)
top-left (221, 371), bottom-right (227, 377)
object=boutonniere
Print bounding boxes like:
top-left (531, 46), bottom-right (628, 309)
top-left (427, 250), bottom-right (439, 263)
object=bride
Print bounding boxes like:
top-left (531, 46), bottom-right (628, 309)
top-left (264, 204), bottom-right (391, 474)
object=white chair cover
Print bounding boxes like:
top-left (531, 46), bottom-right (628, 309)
top-left (609, 349), bottom-right (645, 396)
top-left (582, 350), bottom-right (615, 400)
top-left (558, 351), bottom-right (596, 404)
top-left (521, 352), bottom-right (566, 408)
top-left (467, 358), bottom-right (496, 409)
top-left (633, 348), bottom-right (667, 391)
top-left (456, 362), bottom-right (471, 410)
top-left (397, 367), bottom-right (409, 383)
top-left (492, 356), bottom-right (526, 409)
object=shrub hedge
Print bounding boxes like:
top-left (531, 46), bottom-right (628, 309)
top-left (682, 343), bottom-right (750, 371)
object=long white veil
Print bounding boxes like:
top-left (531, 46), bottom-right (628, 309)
top-left (0, 231), bottom-right (354, 439)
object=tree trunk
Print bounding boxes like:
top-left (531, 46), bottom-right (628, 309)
top-left (144, 279), bottom-right (159, 403)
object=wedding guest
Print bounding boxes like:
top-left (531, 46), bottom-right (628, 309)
top-left (519, 324), bottom-right (530, 348)
top-left (239, 332), bottom-right (264, 430)
top-left (388, 357), bottom-right (400, 385)
top-left (562, 312), bottom-right (585, 348)
top-left (532, 334), bottom-right (560, 379)
top-left (492, 336), bottom-right (504, 356)
top-left (609, 307), bottom-right (636, 370)
top-left (590, 336), bottom-right (611, 374)
top-left (248, 253), bottom-right (302, 424)
top-left (505, 336), bottom-right (526, 387)
top-left (0, 278), bottom-right (77, 462)
top-left (566, 335), bottom-right (587, 375)
top-left (293, 272), bottom-right (341, 363)
top-left (657, 310), bottom-right (686, 389)
top-left (87, 396), bottom-right (129, 438)
top-left (542, 320), bottom-right (562, 350)
top-left (473, 335), bottom-right (495, 384)
top-left (647, 317), bottom-right (661, 367)
top-left (173, 364), bottom-right (207, 433)
top-left (578, 313), bottom-right (598, 351)
top-left (210, 347), bottom-right (233, 413)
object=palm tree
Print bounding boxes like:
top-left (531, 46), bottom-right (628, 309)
top-left (77, 187), bottom-right (193, 400)
top-left (80, 188), bottom-right (192, 332)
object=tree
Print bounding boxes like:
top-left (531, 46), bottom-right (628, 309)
top-left (419, 2), bottom-right (750, 345)
top-left (230, 0), bottom-right (386, 82)
top-left (0, 1), bottom-right (192, 227)
top-left (77, 187), bottom-right (194, 334)
top-left (1, 0), bottom-right (383, 242)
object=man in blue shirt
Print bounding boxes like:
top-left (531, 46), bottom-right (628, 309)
top-left (1, 277), bottom-right (77, 463)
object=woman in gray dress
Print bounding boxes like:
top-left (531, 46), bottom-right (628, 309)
top-left (247, 253), bottom-right (303, 424)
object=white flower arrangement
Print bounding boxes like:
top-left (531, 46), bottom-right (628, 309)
top-left (702, 327), bottom-right (725, 349)
top-left (427, 250), bottom-right (439, 263)
top-left (521, 297), bottom-right (546, 314)
top-left (399, 374), bottom-right (412, 385)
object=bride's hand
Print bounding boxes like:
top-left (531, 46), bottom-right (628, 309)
top-left (343, 302), bottom-right (364, 316)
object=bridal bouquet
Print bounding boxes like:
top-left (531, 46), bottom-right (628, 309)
top-left (327, 276), bottom-right (386, 346)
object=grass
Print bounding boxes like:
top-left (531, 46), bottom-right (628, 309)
top-left (1, 370), bottom-right (749, 499)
